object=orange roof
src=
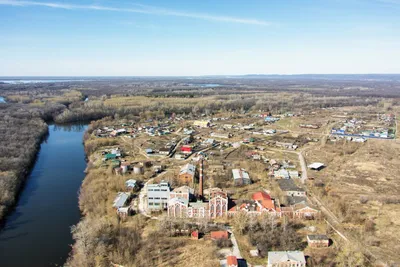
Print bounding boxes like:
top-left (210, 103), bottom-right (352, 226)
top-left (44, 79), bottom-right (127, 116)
top-left (227, 255), bottom-right (238, 266)
top-left (259, 199), bottom-right (276, 211)
top-left (210, 231), bottom-right (228, 239)
top-left (252, 191), bottom-right (271, 201)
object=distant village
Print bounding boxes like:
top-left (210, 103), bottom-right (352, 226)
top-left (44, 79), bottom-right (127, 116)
top-left (88, 110), bottom-right (396, 267)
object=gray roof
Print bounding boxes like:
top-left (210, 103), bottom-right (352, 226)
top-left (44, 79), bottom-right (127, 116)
top-left (113, 192), bottom-right (130, 208)
top-left (286, 196), bottom-right (307, 205)
top-left (277, 179), bottom-right (305, 192)
top-left (232, 169), bottom-right (250, 180)
top-left (180, 163), bottom-right (196, 176)
top-left (267, 251), bottom-right (306, 264)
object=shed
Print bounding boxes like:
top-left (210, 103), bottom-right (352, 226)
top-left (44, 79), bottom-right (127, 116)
top-left (308, 162), bottom-right (325, 170)
top-left (307, 234), bottom-right (329, 247)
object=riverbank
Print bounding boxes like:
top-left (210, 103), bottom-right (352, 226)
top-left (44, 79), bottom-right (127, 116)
top-left (0, 124), bottom-right (88, 267)
top-left (0, 114), bottom-right (48, 222)
top-left (66, 119), bottom-right (220, 267)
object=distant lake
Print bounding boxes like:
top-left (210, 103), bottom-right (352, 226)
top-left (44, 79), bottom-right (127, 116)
top-left (188, 83), bottom-right (221, 87)
top-left (0, 79), bottom-right (89, 84)
top-left (0, 97), bottom-right (6, 103)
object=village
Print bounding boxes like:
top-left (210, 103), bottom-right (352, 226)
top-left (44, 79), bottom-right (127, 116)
top-left (85, 108), bottom-right (396, 267)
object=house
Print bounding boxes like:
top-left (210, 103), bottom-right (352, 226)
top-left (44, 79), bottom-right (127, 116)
top-left (210, 231), bottom-right (229, 240)
top-left (267, 251), bottom-right (306, 267)
top-left (181, 145), bottom-right (192, 154)
top-left (277, 179), bottom-right (306, 197)
top-left (147, 181), bottom-right (171, 210)
top-left (193, 120), bottom-right (211, 128)
top-left (274, 169), bottom-right (290, 179)
top-left (145, 148), bottom-right (154, 154)
top-left (104, 153), bottom-right (117, 161)
top-left (113, 192), bottom-right (130, 209)
top-left (205, 138), bottom-right (216, 145)
top-left (307, 235), bottom-right (329, 247)
top-left (175, 153), bottom-right (186, 160)
top-left (211, 132), bottom-right (231, 139)
top-left (111, 148), bottom-right (122, 157)
top-left (276, 142), bottom-right (298, 150)
top-left (158, 147), bottom-right (171, 155)
top-left (191, 230), bottom-right (199, 240)
top-left (229, 191), bottom-right (281, 217)
top-left (308, 162), bottom-right (325, 170)
top-left (293, 201), bottom-right (320, 219)
top-left (232, 169), bottom-right (251, 186)
top-left (265, 129), bottom-right (276, 134)
top-left (178, 163), bottom-right (196, 184)
top-left (226, 256), bottom-right (238, 267)
top-left (265, 116), bottom-right (280, 122)
top-left (125, 179), bottom-right (137, 189)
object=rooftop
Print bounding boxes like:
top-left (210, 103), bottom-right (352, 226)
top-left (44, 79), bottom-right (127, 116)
top-left (277, 179), bottom-right (305, 192)
top-left (267, 251), bottom-right (306, 264)
top-left (179, 163), bottom-right (196, 176)
top-left (232, 169), bottom-right (250, 180)
top-left (307, 234), bottom-right (329, 241)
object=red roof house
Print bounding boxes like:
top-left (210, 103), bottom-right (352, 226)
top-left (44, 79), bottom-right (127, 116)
top-left (180, 145), bottom-right (192, 154)
top-left (226, 255), bottom-right (238, 267)
top-left (210, 230), bottom-right (229, 240)
top-left (252, 191), bottom-right (271, 201)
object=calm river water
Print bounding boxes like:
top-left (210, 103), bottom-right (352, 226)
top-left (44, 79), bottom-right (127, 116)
top-left (0, 124), bottom-right (87, 267)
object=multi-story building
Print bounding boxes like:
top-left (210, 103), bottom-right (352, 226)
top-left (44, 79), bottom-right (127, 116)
top-left (147, 181), bottom-right (170, 210)
top-left (167, 188), bottom-right (228, 219)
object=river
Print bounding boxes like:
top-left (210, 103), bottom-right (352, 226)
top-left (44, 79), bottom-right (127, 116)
top-left (0, 124), bottom-right (88, 267)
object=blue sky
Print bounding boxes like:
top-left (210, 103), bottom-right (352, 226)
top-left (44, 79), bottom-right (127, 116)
top-left (0, 0), bottom-right (399, 76)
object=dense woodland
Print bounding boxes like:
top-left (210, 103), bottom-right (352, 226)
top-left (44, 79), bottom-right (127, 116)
top-left (0, 103), bottom-right (64, 221)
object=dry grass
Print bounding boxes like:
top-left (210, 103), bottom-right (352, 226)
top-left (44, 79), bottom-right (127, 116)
top-left (305, 139), bottom-right (400, 262)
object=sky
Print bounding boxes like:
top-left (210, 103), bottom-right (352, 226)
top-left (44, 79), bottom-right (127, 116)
top-left (0, 0), bottom-right (400, 76)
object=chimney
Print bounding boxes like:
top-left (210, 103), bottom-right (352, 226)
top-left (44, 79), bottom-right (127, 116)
top-left (199, 158), bottom-right (204, 199)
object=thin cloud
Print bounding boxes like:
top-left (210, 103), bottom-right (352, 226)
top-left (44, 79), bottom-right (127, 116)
top-left (0, 0), bottom-right (271, 26)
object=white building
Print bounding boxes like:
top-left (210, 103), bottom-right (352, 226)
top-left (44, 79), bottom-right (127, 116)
top-left (267, 251), bottom-right (306, 267)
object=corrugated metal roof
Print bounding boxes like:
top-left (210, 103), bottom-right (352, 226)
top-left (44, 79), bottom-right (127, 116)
top-left (113, 192), bottom-right (130, 208)
top-left (267, 251), bottom-right (305, 264)
top-left (232, 169), bottom-right (250, 180)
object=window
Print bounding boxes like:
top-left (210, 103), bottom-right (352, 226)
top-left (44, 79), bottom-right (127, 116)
top-left (155, 197), bottom-right (160, 200)
top-left (162, 197), bottom-right (168, 200)
top-left (148, 189), bottom-right (153, 191)
top-left (161, 189), bottom-right (168, 191)
top-left (154, 203), bottom-right (160, 206)
top-left (154, 189), bottom-right (160, 191)
top-left (149, 203), bottom-right (154, 206)
top-left (149, 197), bottom-right (154, 200)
